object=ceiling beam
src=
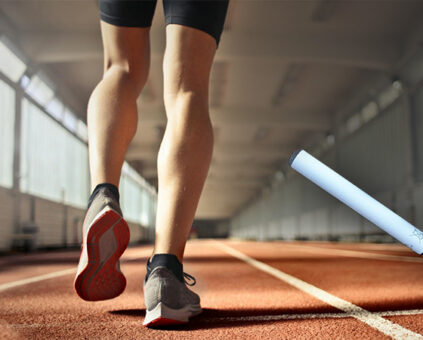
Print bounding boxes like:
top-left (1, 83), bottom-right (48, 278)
top-left (21, 31), bottom-right (399, 71)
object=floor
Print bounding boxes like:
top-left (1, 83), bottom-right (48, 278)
top-left (1, 240), bottom-right (423, 339)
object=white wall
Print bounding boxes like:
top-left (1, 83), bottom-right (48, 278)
top-left (0, 185), bottom-right (151, 251)
top-left (230, 51), bottom-right (423, 242)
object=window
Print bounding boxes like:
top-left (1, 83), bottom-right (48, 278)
top-left (24, 73), bottom-right (55, 107)
top-left (63, 108), bottom-right (78, 133)
top-left (346, 113), bottom-right (362, 134)
top-left (361, 101), bottom-right (378, 122)
top-left (119, 162), bottom-right (156, 225)
top-left (76, 120), bottom-right (88, 142)
top-left (0, 38), bottom-right (26, 82)
top-left (0, 79), bottom-right (15, 188)
top-left (378, 84), bottom-right (401, 110)
top-left (20, 99), bottom-right (89, 208)
top-left (46, 97), bottom-right (65, 121)
top-left (120, 174), bottom-right (143, 224)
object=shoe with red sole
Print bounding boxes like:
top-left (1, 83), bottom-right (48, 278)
top-left (74, 186), bottom-right (129, 301)
top-left (143, 257), bottom-right (202, 327)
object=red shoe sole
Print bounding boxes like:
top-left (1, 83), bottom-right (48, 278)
top-left (144, 317), bottom-right (188, 328)
top-left (74, 210), bottom-right (129, 301)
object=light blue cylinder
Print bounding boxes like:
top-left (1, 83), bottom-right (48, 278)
top-left (290, 149), bottom-right (423, 255)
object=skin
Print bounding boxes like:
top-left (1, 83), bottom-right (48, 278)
top-left (87, 21), bottom-right (217, 262)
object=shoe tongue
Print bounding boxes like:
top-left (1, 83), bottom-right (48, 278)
top-left (146, 254), bottom-right (183, 282)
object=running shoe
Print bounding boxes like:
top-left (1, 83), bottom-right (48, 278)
top-left (143, 261), bottom-right (202, 327)
top-left (74, 186), bottom-right (129, 301)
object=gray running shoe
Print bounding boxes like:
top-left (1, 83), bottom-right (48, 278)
top-left (74, 186), bottom-right (129, 301)
top-left (143, 267), bottom-right (202, 327)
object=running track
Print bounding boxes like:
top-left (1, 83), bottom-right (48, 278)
top-left (1, 240), bottom-right (423, 339)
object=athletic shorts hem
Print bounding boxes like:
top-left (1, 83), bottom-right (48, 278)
top-left (165, 15), bottom-right (221, 47)
top-left (99, 12), bottom-right (153, 28)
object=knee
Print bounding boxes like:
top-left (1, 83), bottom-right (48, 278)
top-left (103, 60), bottom-right (148, 97)
top-left (163, 90), bottom-right (214, 144)
top-left (162, 60), bottom-right (210, 112)
top-left (163, 89), bottom-right (208, 114)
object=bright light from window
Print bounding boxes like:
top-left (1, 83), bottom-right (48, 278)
top-left (77, 120), bottom-right (88, 142)
top-left (378, 84), bottom-right (401, 110)
top-left (122, 161), bottom-right (144, 186)
top-left (63, 108), bottom-right (78, 133)
top-left (25, 74), bottom-right (55, 106)
top-left (392, 80), bottom-right (403, 91)
top-left (46, 97), bottom-right (65, 121)
top-left (20, 74), bottom-right (30, 89)
top-left (346, 113), bottom-right (362, 134)
top-left (325, 133), bottom-right (335, 146)
top-left (361, 101), bottom-right (378, 122)
top-left (122, 161), bottom-right (155, 194)
top-left (274, 171), bottom-right (285, 182)
top-left (0, 39), bottom-right (26, 82)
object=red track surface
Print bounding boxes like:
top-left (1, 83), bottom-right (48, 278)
top-left (1, 240), bottom-right (423, 339)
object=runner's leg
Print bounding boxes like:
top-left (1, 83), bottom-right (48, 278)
top-left (153, 24), bottom-right (217, 261)
top-left (87, 21), bottom-right (151, 190)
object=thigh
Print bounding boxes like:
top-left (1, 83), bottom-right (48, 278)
top-left (98, 0), bottom-right (157, 28)
top-left (163, 0), bottom-right (229, 48)
top-left (100, 21), bottom-right (151, 93)
top-left (163, 24), bottom-right (217, 99)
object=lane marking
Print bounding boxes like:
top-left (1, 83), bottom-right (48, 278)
top-left (0, 268), bottom-right (76, 293)
top-left (0, 258), bottom-right (142, 293)
top-left (0, 246), bottom-right (153, 293)
top-left (283, 244), bottom-right (423, 263)
top-left (216, 242), bottom-right (423, 340)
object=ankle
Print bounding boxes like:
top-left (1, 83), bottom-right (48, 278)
top-left (146, 253), bottom-right (183, 282)
top-left (87, 182), bottom-right (120, 209)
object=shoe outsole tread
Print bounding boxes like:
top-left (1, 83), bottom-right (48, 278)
top-left (143, 317), bottom-right (188, 328)
top-left (74, 209), bottom-right (129, 301)
top-left (143, 300), bottom-right (202, 328)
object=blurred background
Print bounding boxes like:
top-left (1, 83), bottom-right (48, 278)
top-left (1, 0), bottom-right (423, 252)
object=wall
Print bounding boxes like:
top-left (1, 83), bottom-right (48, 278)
top-left (0, 185), bottom-right (152, 251)
top-left (230, 53), bottom-right (423, 242)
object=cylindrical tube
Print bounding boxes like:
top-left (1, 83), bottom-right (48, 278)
top-left (289, 149), bottom-right (423, 255)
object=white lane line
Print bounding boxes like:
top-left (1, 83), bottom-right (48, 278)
top-left (283, 244), bottom-right (423, 263)
top-left (216, 242), bottom-right (423, 340)
top-left (0, 268), bottom-right (76, 293)
top-left (0, 249), bottom-right (149, 294)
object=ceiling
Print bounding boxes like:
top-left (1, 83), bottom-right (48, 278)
top-left (1, 0), bottom-right (423, 219)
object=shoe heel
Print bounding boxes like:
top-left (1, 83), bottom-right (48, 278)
top-left (143, 302), bottom-right (202, 327)
top-left (74, 210), bottom-right (130, 301)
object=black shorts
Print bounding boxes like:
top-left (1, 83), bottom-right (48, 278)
top-left (98, 0), bottom-right (229, 47)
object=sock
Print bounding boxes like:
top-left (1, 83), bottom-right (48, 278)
top-left (145, 254), bottom-right (183, 283)
top-left (87, 183), bottom-right (120, 210)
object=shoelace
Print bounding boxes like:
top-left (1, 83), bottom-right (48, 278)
top-left (183, 272), bottom-right (196, 286)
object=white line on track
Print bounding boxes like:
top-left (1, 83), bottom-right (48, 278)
top-left (283, 244), bottom-right (423, 263)
top-left (0, 248), bottom-right (151, 294)
top-left (216, 242), bottom-right (423, 340)
top-left (0, 268), bottom-right (76, 293)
